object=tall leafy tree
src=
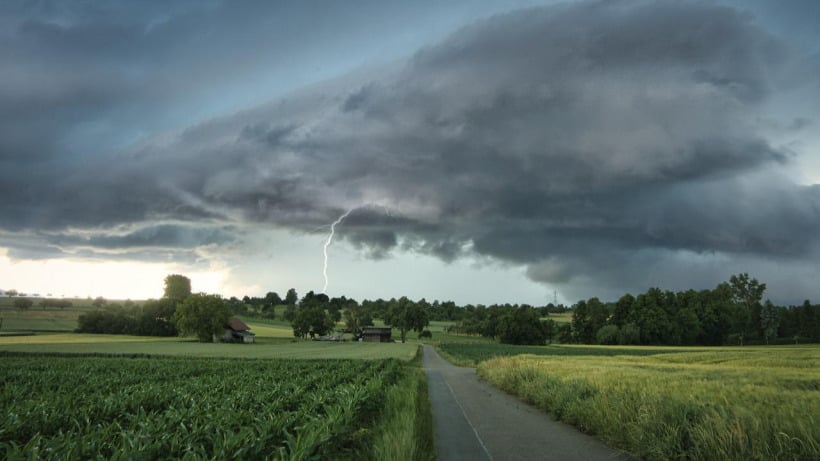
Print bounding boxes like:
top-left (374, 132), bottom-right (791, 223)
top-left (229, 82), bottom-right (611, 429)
top-left (163, 274), bottom-right (192, 303)
top-left (174, 294), bottom-right (231, 342)
top-left (384, 297), bottom-right (429, 343)
top-left (729, 273), bottom-right (766, 345)
top-left (498, 306), bottom-right (549, 345)
top-left (284, 288), bottom-right (299, 305)
top-left (759, 300), bottom-right (780, 345)
top-left (292, 307), bottom-right (334, 339)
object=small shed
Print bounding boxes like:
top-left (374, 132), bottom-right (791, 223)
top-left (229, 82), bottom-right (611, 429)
top-left (223, 317), bottom-right (256, 343)
top-left (360, 327), bottom-right (392, 343)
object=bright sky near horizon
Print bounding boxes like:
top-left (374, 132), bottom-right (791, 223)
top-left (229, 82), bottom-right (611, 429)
top-left (1, 0), bottom-right (819, 305)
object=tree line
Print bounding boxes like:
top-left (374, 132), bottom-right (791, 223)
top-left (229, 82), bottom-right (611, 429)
top-left (567, 274), bottom-right (820, 346)
top-left (73, 272), bottom-right (820, 346)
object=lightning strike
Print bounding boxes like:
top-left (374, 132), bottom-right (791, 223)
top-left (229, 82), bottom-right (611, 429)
top-left (322, 208), bottom-right (354, 294)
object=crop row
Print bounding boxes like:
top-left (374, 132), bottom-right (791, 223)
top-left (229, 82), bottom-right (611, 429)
top-left (0, 355), bottom-right (404, 460)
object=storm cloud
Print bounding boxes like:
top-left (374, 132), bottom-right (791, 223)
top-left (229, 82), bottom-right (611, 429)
top-left (2, 0), bottom-right (819, 302)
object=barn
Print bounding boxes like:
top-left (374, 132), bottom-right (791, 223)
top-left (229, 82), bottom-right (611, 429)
top-left (223, 317), bottom-right (256, 343)
top-left (360, 327), bottom-right (392, 343)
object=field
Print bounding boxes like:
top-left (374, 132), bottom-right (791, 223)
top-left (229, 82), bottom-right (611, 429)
top-left (0, 355), bottom-right (419, 459)
top-left (438, 342), bottom-right (686, 366)
top-left (476, 346), bottom-right (820, 461)
top-left (0, 333), bottom-right (418, 360)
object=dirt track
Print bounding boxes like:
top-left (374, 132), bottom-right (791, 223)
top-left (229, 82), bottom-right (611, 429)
top-left (423, 345), bottom-right (630, 461)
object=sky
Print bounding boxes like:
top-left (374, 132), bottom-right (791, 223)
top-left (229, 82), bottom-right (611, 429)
top-left (1, 0), bottom-right (819, 305)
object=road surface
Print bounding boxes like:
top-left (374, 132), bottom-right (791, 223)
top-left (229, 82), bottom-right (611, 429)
top-left (423, 345), bottom-right (631, 461)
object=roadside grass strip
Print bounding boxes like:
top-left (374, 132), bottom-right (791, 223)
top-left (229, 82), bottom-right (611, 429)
top-left (477, 347), bottom-right (820, 461)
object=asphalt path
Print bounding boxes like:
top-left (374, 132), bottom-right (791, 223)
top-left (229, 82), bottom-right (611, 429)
top-left (423, 345), bottom-right (631, 461)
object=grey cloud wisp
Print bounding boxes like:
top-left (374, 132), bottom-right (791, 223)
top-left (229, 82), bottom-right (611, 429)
top-left (2, 1), bottom-right (819, 303)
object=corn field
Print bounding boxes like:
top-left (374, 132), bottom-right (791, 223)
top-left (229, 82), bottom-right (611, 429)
top-left (0, 355), bottom-right (404, 460)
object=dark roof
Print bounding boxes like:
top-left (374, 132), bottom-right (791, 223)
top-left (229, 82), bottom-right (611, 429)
top-left (227, 317), bottom-right (250, 332)
top-left (361, 327), bottom-right (392, 335)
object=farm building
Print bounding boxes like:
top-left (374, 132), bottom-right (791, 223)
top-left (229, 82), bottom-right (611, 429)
top-left (222, 317), bottom-right (256, 343)
top-left (360, 327), bottom-right (392, 342)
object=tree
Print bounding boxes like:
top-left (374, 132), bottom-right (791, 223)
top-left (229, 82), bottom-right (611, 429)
top-left (612, 293), bottom-right (634, 328)
top-left (285, 288), bottom-right (298, 305)
top-left (571, 298), bottom-right (608, 344)
top-left (174, 294), bottom-right (231, 342)
top-left (14, 298), bottom-right (33, 310)
top-left (264, 291), bottom-right (282, 308)
top-left (283, 304), bottom-right (297, 323)
top-left (343, 305), bottom-right (373, 333)
top-left (6, 289), bottom-right (18, 298)
top-left (729, 273), bottom-right (766, 346)
top-left (596, 325), bottom-right (619, 345)
top-left (92, 296), bottom-right (107, 307)
top-left (292, 307), bottom-right (334, 339)
top-left (498, 306), bottom-right (548, 345)
top-left (384, 297), bottom-right (429, 343)
top-left (164, 274), bottom-right (192, 303)
top-left (759, 300), bottom-right (780, 345)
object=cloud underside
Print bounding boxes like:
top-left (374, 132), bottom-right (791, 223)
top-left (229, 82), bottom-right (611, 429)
top-left (3, 0), bottom-right (820, 301)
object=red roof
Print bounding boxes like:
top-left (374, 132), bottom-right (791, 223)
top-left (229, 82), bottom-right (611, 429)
top-left (227, 317), bottom-right (250, 332)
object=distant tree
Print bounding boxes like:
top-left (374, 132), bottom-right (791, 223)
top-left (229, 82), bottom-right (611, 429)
top-left (798, 300), bottom-right (818, 341)
top-left (571, 298), bottom-right (608, 343)
top-left (612, 293), bottom-right (634, 328)
top-left (384, 297), bottom-right (429, 343)
top-left (596, 324), bottom-right (619, 345)
top-left (759, 300), bottom-right (780, 345)
top-left (264, 291), bottom-right (282, 307)
top-left (498, 306), bottom-right (548, 345)
top-left (285, 288), bottom-right (298, 305)
top-left (137, 298), bottom-right (178, 336)
top-left (92, 296), bottom-right (107, 307)
top-left (14, 298), bottom-right (33, 310)
top-left (292, 306), bottom-right (334, 339)
top-left (6, 289), bottom-right (18, 297)
top-left (556, 323), bottom-right (574, 343)
top-left (617, 323), bottom-right (641, 345)
top-left (283, 304), bottom-right (297, 323)
top-left (729, 273), bottom-right (766, 346)
top-left (343, 305), bottom-right (373, 333)
top-left (174, 294), bottom-right (231, 342)
top-left (164, 274), bottom-right (192, 303)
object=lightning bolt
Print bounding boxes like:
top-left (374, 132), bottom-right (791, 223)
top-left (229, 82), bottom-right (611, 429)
top-left (322, 208), bottom-right (354, 294)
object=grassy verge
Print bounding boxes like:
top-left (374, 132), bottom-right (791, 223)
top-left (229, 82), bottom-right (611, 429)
top-left (478, 347), bottom-right (820, 460)
top-left (370, 347), bottom-right (435, 461)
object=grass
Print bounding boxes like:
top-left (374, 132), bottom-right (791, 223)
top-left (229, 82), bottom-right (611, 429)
top-left (371, 347), bottom-right (435, 461)
top-left (0, 334), bottom-right (419, 360)
top-left (437, 342), bottom-right (698, 366)
top-left (477, 346), bottom-right (820, 461)
top-left (0, 307), bottom-right (84, 332)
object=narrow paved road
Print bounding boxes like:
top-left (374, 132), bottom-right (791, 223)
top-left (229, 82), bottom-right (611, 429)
top-left (423, 345), bottom-right (630, 461)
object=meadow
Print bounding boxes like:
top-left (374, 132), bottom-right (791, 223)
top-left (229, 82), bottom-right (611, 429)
top-left (477, 346), bottom-right (820, 461)
top-left (0, 354), bottom-right (432, 460)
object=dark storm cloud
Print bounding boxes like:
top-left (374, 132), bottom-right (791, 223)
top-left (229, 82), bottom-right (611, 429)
top-left (2, 0), bottom-right (819, 302)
